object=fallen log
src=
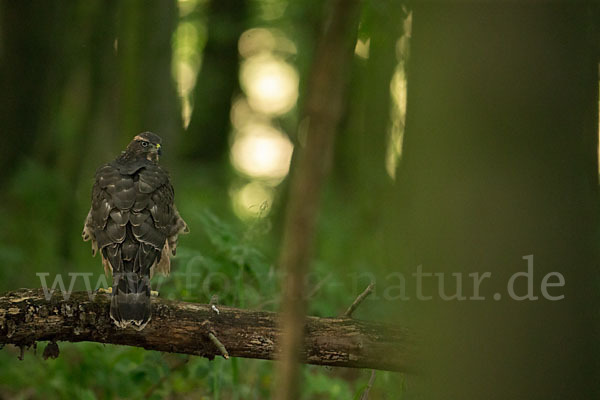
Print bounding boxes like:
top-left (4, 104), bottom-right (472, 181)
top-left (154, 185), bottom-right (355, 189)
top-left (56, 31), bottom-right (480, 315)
top-left (0, 288), bottom-right (413, 372)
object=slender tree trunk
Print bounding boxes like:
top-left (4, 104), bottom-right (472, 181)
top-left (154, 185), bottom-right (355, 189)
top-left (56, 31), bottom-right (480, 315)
top-left (333, 2), bottom-right (407, 270)
top-left (183, 0), bottom-right (247, 162)
top-left (396, 4), bottom-right (599, 399)
top-left (336, 1), bottom-right (405, 191)
top-left (274, 1), bottom-right (360, 399)
top-left (117, 0), bottom-right (180, 149)
top-left (57, 0), bottom-right (120, 261)
top-left (0, 0), bottom-right (69, 183)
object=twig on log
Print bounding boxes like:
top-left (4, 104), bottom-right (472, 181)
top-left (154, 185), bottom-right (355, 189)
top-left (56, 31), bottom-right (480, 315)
top-left (0, 289), bottom-right (413, 372)
top-left (344, 283), bottom-right (375, 318)
top-left (208, 332), bottom-right (229, 359)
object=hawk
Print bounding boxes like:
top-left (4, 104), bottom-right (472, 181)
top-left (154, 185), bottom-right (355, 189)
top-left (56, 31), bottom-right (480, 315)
top-left (82, 132), bottom-right (188, 330)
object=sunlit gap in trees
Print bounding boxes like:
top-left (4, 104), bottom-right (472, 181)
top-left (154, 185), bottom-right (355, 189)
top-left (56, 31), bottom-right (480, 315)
top-left (173, 0), bottom-right (206, 128)
top-left (231, 27), bottom-right (298, 219)
top-left (386, 12), bottom-right (411, 179)
top-left (230, 120), bottom-right (293, 180)
top-left (355, 38), bottom-right (370, 59)
top-left (171, 1), bottom-right (297, 220)
top-left (241, 53), bottom-right (298, 115)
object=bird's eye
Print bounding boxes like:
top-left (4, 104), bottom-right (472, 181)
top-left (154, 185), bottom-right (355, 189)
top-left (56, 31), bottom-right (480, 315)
top-left (141, 141), bottom-right (149, 147)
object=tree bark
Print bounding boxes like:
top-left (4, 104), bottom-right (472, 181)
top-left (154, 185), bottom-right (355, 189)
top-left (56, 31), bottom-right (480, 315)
top-left (396, 3), bottom-right (599, 399)
top-left (0, 289), bottom-right (413, 372)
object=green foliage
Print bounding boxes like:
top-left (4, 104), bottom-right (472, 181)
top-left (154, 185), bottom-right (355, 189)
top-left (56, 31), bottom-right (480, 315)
top-left (160, 209), bottom-right (278, 311)
top-left (0, 343), bottom-right (402, 399)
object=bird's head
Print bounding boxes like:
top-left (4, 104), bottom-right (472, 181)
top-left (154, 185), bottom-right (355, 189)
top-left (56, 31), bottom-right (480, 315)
top-left (126, 132), bottom-right (163, 162)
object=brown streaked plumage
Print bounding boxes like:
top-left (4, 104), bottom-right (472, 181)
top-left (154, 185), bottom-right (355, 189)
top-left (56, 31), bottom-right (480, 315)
top-left (82, 132), bottom-right (188, 330)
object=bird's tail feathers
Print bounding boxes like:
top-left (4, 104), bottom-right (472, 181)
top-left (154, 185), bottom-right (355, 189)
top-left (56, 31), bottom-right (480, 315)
top-left (110, 271), bottom-right (151, 331)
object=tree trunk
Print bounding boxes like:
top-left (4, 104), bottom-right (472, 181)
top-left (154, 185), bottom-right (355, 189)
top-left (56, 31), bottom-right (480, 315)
top-left (274, 0), bottom-right (361, 398)
top-left (117, 0), bottom-right (181, 150)
top-left (0, 0), bottom-right (72, 183)
top-left (396, 3), bottom-right (599, 399)
top-left (336, 1), bottom-right (406, 191)
top-left (183, 0), bottom-right (247, 162)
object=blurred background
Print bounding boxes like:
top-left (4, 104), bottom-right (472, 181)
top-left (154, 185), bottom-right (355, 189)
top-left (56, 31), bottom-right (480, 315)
top-left (0, 0), bottom-right (409, 398)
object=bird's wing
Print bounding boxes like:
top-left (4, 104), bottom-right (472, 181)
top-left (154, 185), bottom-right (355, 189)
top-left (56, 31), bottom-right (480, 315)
top-left (82, 162), bottom-right (133, 276)
top-left (138, 165), bottom-right (189, 277)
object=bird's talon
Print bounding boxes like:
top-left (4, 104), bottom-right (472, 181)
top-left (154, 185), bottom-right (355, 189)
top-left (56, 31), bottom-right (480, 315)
top-left (97, 287), bottom-right (112, 294)
top-left (151, 290), bottom-right (159, 297)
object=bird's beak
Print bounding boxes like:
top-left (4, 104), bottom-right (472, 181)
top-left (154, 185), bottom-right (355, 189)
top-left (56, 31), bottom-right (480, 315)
top-left (156, 143), bottom-right (162, 156)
